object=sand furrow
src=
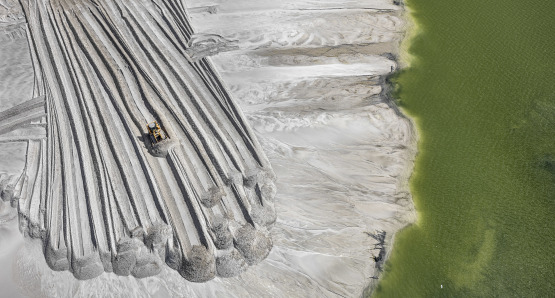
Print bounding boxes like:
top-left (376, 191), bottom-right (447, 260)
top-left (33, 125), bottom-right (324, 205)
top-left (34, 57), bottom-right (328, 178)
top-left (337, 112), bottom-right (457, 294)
top-left (13, 0), bottom-right (276, 280)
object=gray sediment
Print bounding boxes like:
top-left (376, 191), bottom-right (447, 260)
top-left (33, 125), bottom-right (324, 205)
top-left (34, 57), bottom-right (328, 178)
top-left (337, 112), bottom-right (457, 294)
top-left (234, 224), bottom-right (273, 265)
top-left (44, 240), bottom-right (70, 271)
top-left (4, 0), bottom-right (278, 282)
top-left (71, 252), bottom-right (104, 280)
top-left (210, 217), bottom-right (234, 249)
top-left (216, 249), bottom-right (248, 278)
top-left (179, 245), bottom-right (216, 282)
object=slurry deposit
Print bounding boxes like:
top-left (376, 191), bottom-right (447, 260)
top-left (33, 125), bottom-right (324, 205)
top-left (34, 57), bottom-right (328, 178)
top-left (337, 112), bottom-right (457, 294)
top-left (1, 0), bottom-right (417, 296)
top-left (5, 0), bottom-right (277, 281)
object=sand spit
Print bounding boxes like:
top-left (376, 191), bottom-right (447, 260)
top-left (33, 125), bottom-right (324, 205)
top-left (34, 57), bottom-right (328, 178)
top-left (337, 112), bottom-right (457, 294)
top-left (1, 0), bottom-right (278, 282)
top-left (0, 0), bottom-right (417, 296)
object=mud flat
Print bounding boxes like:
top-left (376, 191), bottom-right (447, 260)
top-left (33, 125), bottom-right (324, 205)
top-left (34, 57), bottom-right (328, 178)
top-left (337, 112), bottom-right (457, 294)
top-left (0, 0), bottom-right (417, 296)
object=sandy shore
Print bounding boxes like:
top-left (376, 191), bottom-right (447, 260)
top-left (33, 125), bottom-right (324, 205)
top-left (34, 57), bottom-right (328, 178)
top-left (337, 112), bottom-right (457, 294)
top-left (0, 0), bottom-right (417, 296)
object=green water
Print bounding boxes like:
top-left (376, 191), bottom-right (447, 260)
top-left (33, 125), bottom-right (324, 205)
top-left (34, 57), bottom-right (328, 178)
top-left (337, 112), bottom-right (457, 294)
top-left (373, 0), bottom-right (555, 297)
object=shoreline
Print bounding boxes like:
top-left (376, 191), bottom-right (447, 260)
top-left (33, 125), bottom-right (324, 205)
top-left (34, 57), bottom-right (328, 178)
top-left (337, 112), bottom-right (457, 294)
top-left (364, 1), bottom-right (421, 290)
top-left (371, 0), bottom-right (555, 296)
top-left (364, 55), bottom-right (419, 296)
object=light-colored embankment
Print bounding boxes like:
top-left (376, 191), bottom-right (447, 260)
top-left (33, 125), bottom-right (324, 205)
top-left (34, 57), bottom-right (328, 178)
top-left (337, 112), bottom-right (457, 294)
top-left (2, 0), bottom-right (277, 282)
top-left (0, 0), bottom-right (416, 296)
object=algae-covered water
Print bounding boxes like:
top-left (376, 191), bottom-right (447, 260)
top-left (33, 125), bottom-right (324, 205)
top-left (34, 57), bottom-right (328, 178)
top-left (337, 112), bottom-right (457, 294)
top-left (373, 0), bottom-right (555, 297)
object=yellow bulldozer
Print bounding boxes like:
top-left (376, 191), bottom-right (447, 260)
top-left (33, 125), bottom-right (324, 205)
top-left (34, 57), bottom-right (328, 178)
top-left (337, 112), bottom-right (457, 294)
top-left (146, 121), bottom-right (168, 145)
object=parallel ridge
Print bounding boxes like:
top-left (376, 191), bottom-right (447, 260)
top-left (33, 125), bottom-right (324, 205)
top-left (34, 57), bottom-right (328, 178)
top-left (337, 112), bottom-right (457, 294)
top-left (0, 96), bottom-right (46, 135)
top-left (9, 0), bottom-right (276, 281)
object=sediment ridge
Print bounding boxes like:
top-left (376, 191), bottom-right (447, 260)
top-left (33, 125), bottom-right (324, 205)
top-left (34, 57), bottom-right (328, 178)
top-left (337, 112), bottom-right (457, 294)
top-left (1, 0), bottom-right (277, 281)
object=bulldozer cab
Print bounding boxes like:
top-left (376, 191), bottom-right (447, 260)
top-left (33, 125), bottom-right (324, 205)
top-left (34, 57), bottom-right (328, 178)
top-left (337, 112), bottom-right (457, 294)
top-left (147, 121), bottom-right (167, 145)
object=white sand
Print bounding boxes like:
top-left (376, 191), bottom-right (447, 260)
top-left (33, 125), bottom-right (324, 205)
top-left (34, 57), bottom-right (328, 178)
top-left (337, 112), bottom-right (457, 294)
top-left (0, 0), bottom-right (417, 296)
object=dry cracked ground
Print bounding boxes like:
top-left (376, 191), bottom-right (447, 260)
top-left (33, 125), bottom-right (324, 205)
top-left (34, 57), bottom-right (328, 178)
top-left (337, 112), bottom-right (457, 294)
top-left (0, 0), bottom-right (417, 297)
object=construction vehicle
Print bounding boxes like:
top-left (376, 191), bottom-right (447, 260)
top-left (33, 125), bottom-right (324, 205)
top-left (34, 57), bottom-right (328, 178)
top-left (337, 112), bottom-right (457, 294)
top-left (146, 121), bottom-right (168, 145)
